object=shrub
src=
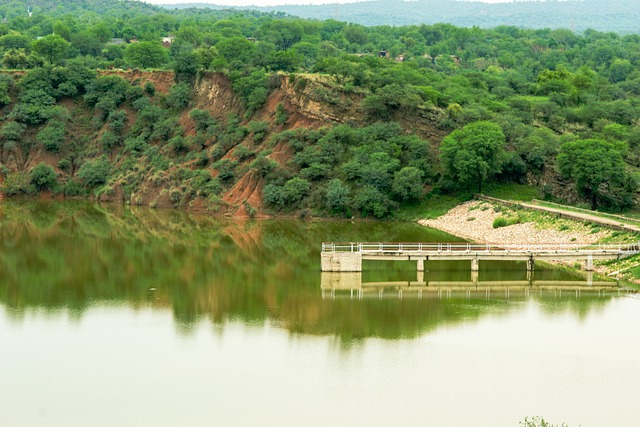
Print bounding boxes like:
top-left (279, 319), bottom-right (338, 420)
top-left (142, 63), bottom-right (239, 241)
top-left (29, 162), bottom-right (58, 191)
top-left (275, 103), bottom-right (288, 125)
top-left (36, 122), bottom-right (64, 153)
top-left (282, 177), bottom-right (310, 204)
top-left (354, 185), bottom-right (394, 218)
top-left (189, 109), bottom-right (214, 132)
top-left (101, 131), bottom-right (119, 152)
top-left (392, 166), bottom-right (424, 201)
top-left (76, 156), bottom-right (111, 188)
top-left (215, 159), bottom-right (237, 182)
top-left (2, 172), bottom-right (33, 195)
top-left (166, 82), bottom-right (191, 110)
top-left (493, 216), bottom-right (508, 228)
top-left (62, 179), bottom-right (83, 196)
top-left (144, 81), bottom-right (155, 96)
top-left (326, 178), bottom-right (351, 215)
top-left (57, 159), bottom-right (72, 173)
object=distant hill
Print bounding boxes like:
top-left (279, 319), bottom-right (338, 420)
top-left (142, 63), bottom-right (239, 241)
top-left (160, 0), bottom-right (640, 33)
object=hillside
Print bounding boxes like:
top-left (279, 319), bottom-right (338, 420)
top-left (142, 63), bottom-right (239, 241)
top-left (163, 0), bottom-right (640, 33)
top-left (1, 0), bottom-right (640, 218)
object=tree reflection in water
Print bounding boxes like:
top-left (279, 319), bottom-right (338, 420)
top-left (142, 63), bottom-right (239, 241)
top-left (0, 200), bottom-right (623, 342)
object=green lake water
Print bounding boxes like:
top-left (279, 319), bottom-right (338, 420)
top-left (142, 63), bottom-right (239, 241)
top-left (1, 201), bottom-right (639, 426)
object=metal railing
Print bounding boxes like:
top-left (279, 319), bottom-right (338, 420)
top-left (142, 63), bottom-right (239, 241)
top-left (321, 242), bottom-right (640, 254)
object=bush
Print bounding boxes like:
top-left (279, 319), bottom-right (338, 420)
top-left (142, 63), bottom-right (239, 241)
top-left (326, 178), bottom-right (351, 215)
top-left (144, 81), bottom-right (155, 96)
top-left (76, 156), bottom-right (111, 188)
top-left (189, 109), bottom-right (214, 132)
top-left (275, 103), bottom-right (288, 125)
top-left (354, 185), bottom-right (394, 218)
top-left (29, 162), bottom-right (58, 191)
top-left (36, 122), bottom-right (64, 153)
top-left (282, 177), bottom-right (310, 204)
top-left (166, 82), bottom-right (191, 110)
top-left (215, 159), bottom-right (237, 181)
top-left (2, 172), bottom-right (33, 195)
top-left (62, 179), bottom-right (84, 197)
top-left (101, 131), bottom-right (119, 152)
top-left (392, 167), bottom-right (424, 201)
top-left (493, 216), bottom-right (508, 228)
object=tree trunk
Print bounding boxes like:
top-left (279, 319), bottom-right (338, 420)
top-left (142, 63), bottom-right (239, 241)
top-left (590, 191), bottom-right (597, 210)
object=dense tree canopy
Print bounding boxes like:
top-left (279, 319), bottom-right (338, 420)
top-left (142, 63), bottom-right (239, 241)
top-left (439, 121), bottom-right (506, 193)
top-left (0, 0), bottom-right (639, 215)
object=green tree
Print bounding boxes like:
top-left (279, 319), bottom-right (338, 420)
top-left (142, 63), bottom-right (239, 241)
top-left (392, 166), bottom-right (424, 201)
top-left (326, 178), bottom-right (351, 215)
top-left (557, 139), bottom-right (628, 210)
top-left (32, 34), bottom-right (70, 65)
top-left (36, 122), bottom-right (65, 153)
top-left (124, 41), bottom-right (168, 69)
top-left (439, 121), bottom-right (506, 193)
top-left (77, 156), bottom-right (111, 188)
top-left (29, 162), bottom-right (57, 191)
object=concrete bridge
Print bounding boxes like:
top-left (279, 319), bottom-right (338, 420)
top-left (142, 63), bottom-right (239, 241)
top-left (321, 242), bottom-right (640, 273)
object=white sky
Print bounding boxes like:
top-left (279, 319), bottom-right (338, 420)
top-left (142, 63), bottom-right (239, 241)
top-left (146, 0), bottom-right (514, 7)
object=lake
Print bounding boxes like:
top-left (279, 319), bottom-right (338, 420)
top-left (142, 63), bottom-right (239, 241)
top-left (1, 201), bottom-right (639, 427)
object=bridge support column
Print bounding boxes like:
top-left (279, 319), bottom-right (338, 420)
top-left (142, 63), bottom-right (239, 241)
top-left (321, 252), bottom-right (362, 272)
top-left (471, 270), bottom-right (479, 285)
top-left (417, 259), bottom-right (424, 272)
top-left (471, 258), bottom-right (479, 271)
top-left (585, 254), bottom-right (594, 271)
top-left (417, 270), bottom-right (424, 284)
top-left (527, 257), bottom-right (535, 272)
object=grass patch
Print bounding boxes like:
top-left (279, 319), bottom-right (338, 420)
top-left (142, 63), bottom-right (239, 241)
top-left (492, 214), bottom-right (521, 228)
top-left (482, 183), bottom-right (539, 201)
top-left (395, 193), bottom-right (468, 221)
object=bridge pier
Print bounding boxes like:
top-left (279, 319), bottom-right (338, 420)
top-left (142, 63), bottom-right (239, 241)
top-left (321, 252), bottom-right (362, 272)
top-left (527, 257), bottom-right (535, 272)
top-left (417, 258), bottom-right (424, 272)
top-left (471, 258), bottom-right (479, 271)
top-left (586, 254), bottom-right (594, 271)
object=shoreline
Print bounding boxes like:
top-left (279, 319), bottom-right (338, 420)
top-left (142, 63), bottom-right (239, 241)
top-left (418, 200), bottom-right (635, 281)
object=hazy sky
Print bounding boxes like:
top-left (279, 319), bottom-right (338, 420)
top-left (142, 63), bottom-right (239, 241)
top-left (146, 0), bottom-right (514, 7)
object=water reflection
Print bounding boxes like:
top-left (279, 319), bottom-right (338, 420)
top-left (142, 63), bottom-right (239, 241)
top-left (0, 201), bottom-right (631, 341)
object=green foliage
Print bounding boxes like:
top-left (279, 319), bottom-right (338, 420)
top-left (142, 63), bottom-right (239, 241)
top-left (36, 122), bottom-right (65, 153)
top-left (84, 76), bottom-right (129, 119)
top-left (101, 131), bottom-right (119, 152)
top-left (124, 41), bottom-right (168, 69)
top-left (354, 185), bottom-right (394, 218)
top-left (492, 216), bottom-right (507, 228)
top-left (392, 166), bottom-right (424, 201)
top-left (166, 82), bottom-right (191, 110)
top-left (1, 172), bottom-right (33, 196)
top-left (326, 178), bottom-right (351, 215)
top-left (439, 121), bottom-right (506, 193)
top-left (32, 34), bottom-right (70, 65)
top-left (189, 108), bottom-right (214, 132)
top-left (274, 103), bottom-right (288, 125)
top-left (29, 163), bottom-right (58, 191)
top-left (76, 156), bottom-right (111, 188)
top-left (0, 74), bottom-right (13, 107)
top-left (264, 177), bottom-right (311, 209)
top-left (557, 138), bottom-right (630, 210)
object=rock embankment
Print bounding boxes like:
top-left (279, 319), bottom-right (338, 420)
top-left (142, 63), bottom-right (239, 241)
top-left (418, 200), bottom-right (608, 245)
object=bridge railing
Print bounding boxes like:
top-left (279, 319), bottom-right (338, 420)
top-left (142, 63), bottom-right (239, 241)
top-left (321, 242), bottom-right (640, 254)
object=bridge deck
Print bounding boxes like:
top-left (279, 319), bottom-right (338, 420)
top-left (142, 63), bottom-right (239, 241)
top-left (320, 242), bottom-right (640, 272)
